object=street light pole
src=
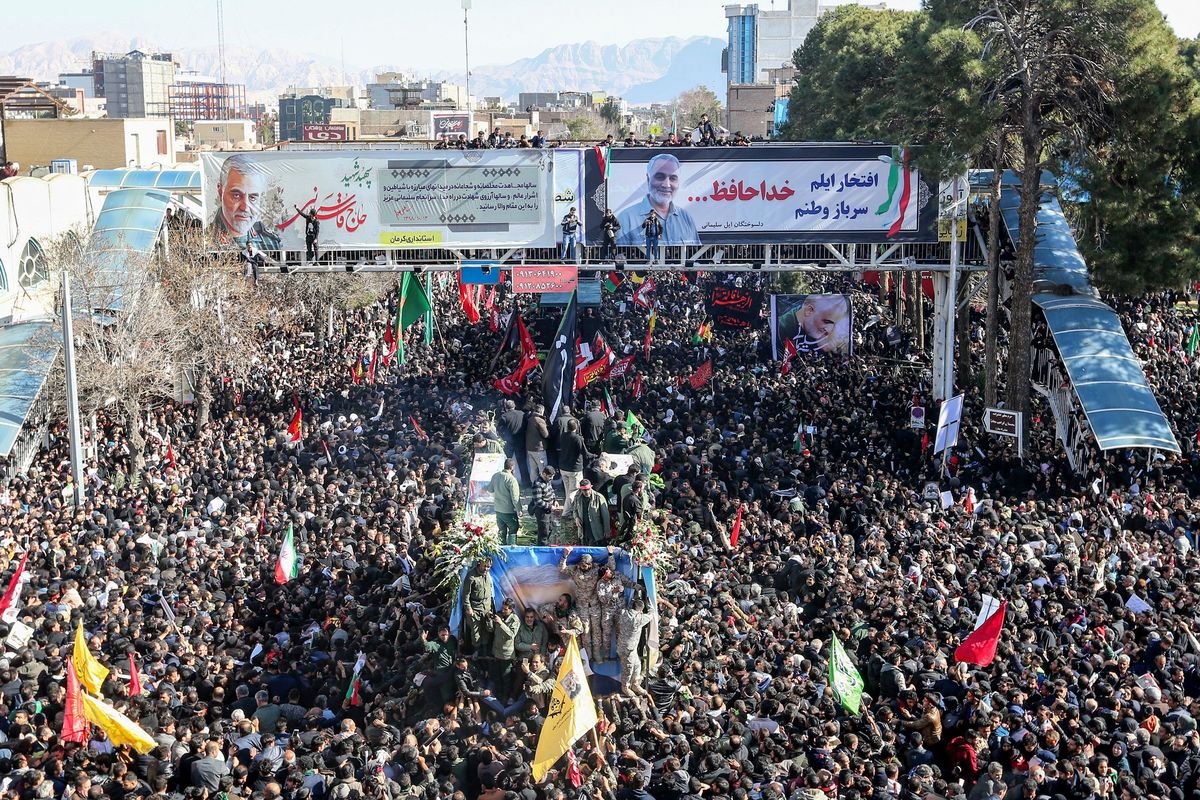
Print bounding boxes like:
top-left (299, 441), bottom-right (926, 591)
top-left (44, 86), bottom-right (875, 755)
top-left (61, 275), bottom-right (84, 509)
top-left (463, 0), bottom-right (472, 133)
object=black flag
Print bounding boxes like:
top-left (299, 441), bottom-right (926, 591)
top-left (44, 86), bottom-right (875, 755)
top-left (543, 292), bottom-right (577, 423)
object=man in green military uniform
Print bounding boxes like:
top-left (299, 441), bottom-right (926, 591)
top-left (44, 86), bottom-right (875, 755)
top-left (489, 598), bottom-right (520, 701)
top-left (625, 436), bottom-right (655, 476)
top-left (571, 480), bottom-right (611, 546)
top-left (419, 624), bottom-right (458, 709)
top-left (488, 459), bottom-right (521, 545)
top-left (602, 421), bottom-right (632, 455)
top-left (461, 559), bottom-right (494, 656)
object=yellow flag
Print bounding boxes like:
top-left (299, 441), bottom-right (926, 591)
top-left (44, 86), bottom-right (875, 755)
top-left (532, 635), bottom-right (599, 782)
top-left (73, 622), bottom-right (109, 695)
top-left (80, 691), bottom-right (156, 754)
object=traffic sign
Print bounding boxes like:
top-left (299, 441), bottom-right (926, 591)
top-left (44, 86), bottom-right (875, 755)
top-left (983, 407), bottom-right (1022, 438)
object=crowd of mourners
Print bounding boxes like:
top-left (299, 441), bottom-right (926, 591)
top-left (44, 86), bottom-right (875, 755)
top-left (2, 264), bottom-right (1200, 800)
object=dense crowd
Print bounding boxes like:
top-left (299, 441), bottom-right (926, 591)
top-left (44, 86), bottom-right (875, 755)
top-left (1, 269), bottom-right (1199, 800)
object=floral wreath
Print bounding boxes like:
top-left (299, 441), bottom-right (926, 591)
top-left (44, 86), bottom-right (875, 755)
top-left (625, 517), bottom-right (674, 575)
top-left (430, 515), bottom-right (507, 593)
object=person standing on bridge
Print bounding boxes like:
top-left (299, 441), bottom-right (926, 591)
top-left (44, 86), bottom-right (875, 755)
top-left (294, 204), bottom-right (320, 263)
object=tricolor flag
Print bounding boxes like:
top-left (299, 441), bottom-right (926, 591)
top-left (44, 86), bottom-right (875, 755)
top-left (274, 523), bottom-right (299, 584)
top-left (693, 320), bottom-right (712, 344)
top-left (345, 652), bottom-right (367, 707)
top-left (287, 408), bottom-right (303, 443)
top-left (829, 634), bottom-right (864, 714)
top-left (593, 145), bottom-right (611, 181)
top-left (954, 600), bottom-right (1006, 666)
top-left (0, 550), bottom-right (30, 622)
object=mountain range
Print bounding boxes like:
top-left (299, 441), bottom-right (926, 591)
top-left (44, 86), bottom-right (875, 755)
top-left (0, 33), bottom-right (725, 105)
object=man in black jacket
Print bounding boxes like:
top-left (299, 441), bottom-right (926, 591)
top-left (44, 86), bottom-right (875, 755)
top-left (581, 401), bottom-right (607, 452)
top-left (497, 400), bottom-right (525, 459)
top-left (556, 418), bottom-right (589, 513)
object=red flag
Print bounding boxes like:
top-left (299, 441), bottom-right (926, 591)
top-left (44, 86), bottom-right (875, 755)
top-left (410, 415), bottom-right (427, 440)
top-left (493, 313), bottom-right (540, 394)
top-left (128, 652), bottom-right (144, 697)
top-left (954, 600), bottom-right (1007, 666)
top-left (780, 337), bottom-right (798, 376)
top-left (963, 487), bottom-right (976, 514)
top-left (287, 408), bottom-right (302, 442)
top-left (608, 354), bottom-right (636, 381)
top-left (367, 351), bottom-right (378, 384)
top-left (633, 277), bottom-right (656, 309)
top-left (165, 443), bottom-right (177, 471)
top-left (483, 285), bottom-right (497, 312)
top-left (459, 274), bottom-right (481, 323)
top-left (566, 749), bottom-right (583, 788)
top-left (729, 505), bottom-right (743, 548)
top-left (632, 374), bottom-right (644, 399)
top-left (688, 360), bottom-right (713, 390)
top-left (383, 324), bottom-right (395, 355)
top-left (62, 658), bottom-right (89, 744)
top-left (0, 550), bottom-right (29, 620)
top-left (921, 431), bottom-right (929, 454)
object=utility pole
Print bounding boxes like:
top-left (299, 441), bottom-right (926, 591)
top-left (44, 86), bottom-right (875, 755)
top-left (61, 276), bottom-right (84, 508)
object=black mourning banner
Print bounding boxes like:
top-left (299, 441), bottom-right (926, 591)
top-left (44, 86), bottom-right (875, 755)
top-left (705, 285), bottom-right (764, 330)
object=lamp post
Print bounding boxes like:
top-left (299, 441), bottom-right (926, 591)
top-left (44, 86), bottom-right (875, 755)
top-left (463, 0), bottom-right (472, 133)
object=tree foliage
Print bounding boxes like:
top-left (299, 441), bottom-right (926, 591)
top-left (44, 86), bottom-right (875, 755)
top-left (675, 86), bottom-right (722, 130)
top-left (1066, 5), bottom-right (1200, 292)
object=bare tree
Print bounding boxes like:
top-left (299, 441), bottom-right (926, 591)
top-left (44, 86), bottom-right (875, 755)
top-left (42, 230), bottom-right (189, 478)
top-left (153, 226), bottom-right (269, 427)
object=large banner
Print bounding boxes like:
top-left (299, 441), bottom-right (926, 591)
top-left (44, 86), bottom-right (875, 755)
top-left (705, 283), bottom-right (764, 330)
top-left (200, 149), bottom-right (555, 251)
top-left (430, 112), bottom-right (471, 140)
top-left (770, 293), bottom-right (854, 358)
top-left (553, 148), bottom-right (585, 245)
top-left (586, 145), bottom-right (936, 245)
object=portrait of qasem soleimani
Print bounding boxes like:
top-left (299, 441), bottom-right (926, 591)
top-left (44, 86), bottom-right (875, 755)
top-left (209, 153), bottom-right (282, 251)
top-left (775, 294), bottom-right (853, 356)
top-left (614, 153), bottom-right (700, 246)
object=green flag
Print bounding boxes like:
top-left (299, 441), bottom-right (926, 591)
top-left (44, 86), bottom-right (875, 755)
top-left (423, 272), bottom-right (434, 346)
top-left (829, 634), bottom-right (864, 714)
top-left (395, 272), bottom-right (431, 365)
top-left (626, 410), bottom-right (644, 437)
top-left (1188, 323), bottom-right (1199, 356)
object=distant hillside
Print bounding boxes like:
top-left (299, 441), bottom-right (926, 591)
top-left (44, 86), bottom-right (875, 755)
top-left (0, 33), bottom-right (725, 105)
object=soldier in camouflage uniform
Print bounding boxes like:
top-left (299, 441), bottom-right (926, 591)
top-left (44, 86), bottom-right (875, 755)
top-left (616, 597), bottom-right (654, 696)
top-left (558, 547), bottom-right (604, 658)
top-left (460, 558), bottom-right (494, 656)
top-left (595, 546), bottom-right (635, 663)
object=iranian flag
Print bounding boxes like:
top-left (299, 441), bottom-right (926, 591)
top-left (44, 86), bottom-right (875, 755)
top-left (274, 523), bottom-right (299, 584)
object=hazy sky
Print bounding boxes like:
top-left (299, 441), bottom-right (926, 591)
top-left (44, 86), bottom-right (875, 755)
top-left (5, 0), bottom-right (1199, 71)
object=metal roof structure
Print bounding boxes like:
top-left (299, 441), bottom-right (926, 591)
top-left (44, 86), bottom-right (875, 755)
top-left (87, 169), bottom-right (201, 191)
top-left (0, 321), bottom-right (55, 458)
top-left (1033, 295), bottom-right (1180, 452)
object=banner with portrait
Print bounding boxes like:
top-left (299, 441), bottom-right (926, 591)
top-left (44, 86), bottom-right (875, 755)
top-left (199, 149), bottom-right (555, 252)
top-left (584, 144), bottom-right (936, 245)
top-left (770, 293), bottom-right (854, 359)
top-left (704, 283), bottom-right (764, 330)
